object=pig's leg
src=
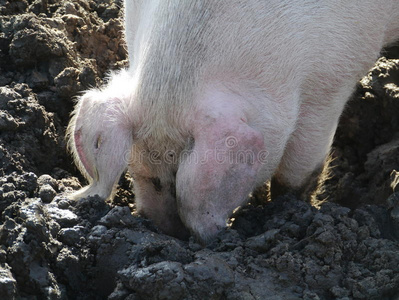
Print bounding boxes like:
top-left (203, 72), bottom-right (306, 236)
top-left (175, 88), bottom-right (267, 244)
top-left (272, 92), bottom-right (348, 200)
top-left (176, 123), bottom-right (264, 243)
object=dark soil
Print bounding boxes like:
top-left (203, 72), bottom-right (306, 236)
top-left (0, 1), bottom-right (398, 299)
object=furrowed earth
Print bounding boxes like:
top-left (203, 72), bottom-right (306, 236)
top-left (0, 1), bottom-right (399, 299)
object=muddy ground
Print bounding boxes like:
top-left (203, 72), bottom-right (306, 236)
top-left (0, 1), bottom-right (399, 299)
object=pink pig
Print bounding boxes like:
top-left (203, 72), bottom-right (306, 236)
top-left (67, 0), bottom-right (399, 243)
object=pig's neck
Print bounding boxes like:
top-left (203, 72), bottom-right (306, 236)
top-left (132, 56), bottom-right (206, 145)
top-left (133, 63), bottom-right (200, 144)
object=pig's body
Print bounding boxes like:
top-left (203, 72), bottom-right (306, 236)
top-left (68, 0), bottom-right (399, 242)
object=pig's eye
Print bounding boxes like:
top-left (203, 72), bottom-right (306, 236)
top-left (95, 135), bottom-right (102, 150)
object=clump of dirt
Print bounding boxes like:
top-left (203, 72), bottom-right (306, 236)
top-left (328, 53), bottom-right (399, 208)
top-left (0, 0), bottom-right (126, 175)
top-left (0, 1), bottom-right (398, 299)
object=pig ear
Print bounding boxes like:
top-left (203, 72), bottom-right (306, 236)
top-left (92, 97), bottom-right (133, 199)
top-left (66, 91), bottom-right (98, 182)
top-left (176, 97), bottom-right (266, 243)
top-left (67, 90), bottom-right (133, 200)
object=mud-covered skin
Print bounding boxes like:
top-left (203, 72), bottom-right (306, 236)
top-left (0, 1), bottom-right (399, 299)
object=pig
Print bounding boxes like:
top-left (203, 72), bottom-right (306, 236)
top-left (67, 0), bottom-right (399, 243)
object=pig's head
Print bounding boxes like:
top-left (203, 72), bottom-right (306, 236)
top-left (67, 70), bottom-right (134, 200)
top-left (128, 84), bottom-right (267, 243)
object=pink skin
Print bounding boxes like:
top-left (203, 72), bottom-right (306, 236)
top-left (175, 87), bottom-right (266, 242)
top-left (177, 121), bottom-right (265, 241)
top-left (74, 129), bottom-right (96, 180)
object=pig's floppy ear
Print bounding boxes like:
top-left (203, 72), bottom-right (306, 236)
top-left (68, 91), bottom-right (133, 200)
top-left (176, 94), bottom-right (266, 243)
top-left (87, 98), bottom-right (133, 200)
top-left (67, 91), bottom-right (97, 181)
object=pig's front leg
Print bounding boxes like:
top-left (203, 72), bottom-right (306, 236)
top-left (176, 124), bottom-right (264, 243)
top-left (272, 90), bottom-right (349, 201)
top-left (176, 88), bottom-right (266, 244)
